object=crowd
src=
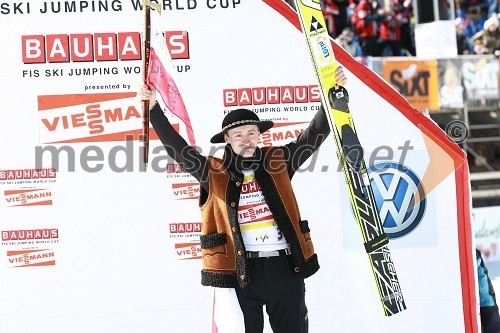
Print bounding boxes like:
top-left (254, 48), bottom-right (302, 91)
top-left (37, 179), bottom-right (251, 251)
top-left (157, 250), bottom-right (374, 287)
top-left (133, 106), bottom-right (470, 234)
top-left (285, 0), bottom-right (500, 57)
top-left (325, 0), bottom-right (415, 57)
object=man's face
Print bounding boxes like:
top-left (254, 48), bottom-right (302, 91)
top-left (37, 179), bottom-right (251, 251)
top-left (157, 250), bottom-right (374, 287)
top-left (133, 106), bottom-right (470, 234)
top-left (224, 124), bottom-right (260, 157)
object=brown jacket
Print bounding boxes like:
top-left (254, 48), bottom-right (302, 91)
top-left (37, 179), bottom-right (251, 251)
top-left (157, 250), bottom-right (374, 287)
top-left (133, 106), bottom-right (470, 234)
top-left (199, 146), bottom-right (319, 289)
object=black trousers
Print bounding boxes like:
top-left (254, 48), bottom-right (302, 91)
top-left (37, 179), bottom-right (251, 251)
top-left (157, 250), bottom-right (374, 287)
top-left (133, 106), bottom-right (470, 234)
top-left (235, 255), bottom-right (308, 333)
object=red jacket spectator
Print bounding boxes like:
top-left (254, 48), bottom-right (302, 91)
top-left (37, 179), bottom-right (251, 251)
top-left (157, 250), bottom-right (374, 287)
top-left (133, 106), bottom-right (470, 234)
top-left (322, 0), bottom-right (340, 37)
top-left (352, 0), bottom-right (379, 37)
top-left (374, 0), bottom-right (403, 56)
top-left (378, 12), bottom-right (403, 41)
top-left (352, 0), bottom-right (381, 55)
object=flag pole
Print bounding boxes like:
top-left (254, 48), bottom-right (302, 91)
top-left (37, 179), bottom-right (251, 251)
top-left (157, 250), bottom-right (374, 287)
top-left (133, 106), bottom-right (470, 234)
top-left (141, 0), bottom-right (152, 171)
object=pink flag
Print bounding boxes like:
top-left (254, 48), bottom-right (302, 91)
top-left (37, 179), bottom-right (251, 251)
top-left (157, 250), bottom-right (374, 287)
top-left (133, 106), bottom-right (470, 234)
top-left (147, 47), bottom-right (196, 146)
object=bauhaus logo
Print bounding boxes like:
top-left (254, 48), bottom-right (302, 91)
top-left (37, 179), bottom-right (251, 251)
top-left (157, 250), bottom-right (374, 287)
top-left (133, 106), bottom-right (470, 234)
top-left (368, 162), bottom-right (426, 239)
top-left (22, 31), bottom-right (190, 63)
top-left (2, 229), bottom-right (59, 241)
top-left (0, 168), bottom-right (56, 181)
top-left (223, 85), bottom-right (320, 107)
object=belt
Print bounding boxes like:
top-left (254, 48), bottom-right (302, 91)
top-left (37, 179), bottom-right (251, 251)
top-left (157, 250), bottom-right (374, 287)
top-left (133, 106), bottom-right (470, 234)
top-left (246, 248), bottom-right (291, 259)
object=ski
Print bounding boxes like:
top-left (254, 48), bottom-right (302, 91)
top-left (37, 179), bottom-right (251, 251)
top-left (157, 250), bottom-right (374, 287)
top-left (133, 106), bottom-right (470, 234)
top-left (293, 0), bottom-right (407, 316)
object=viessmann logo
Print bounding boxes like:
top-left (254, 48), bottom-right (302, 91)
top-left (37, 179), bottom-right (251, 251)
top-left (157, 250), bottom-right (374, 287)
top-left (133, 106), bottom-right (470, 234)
top-left (7, 249), bottom-right (56, 267)
top-left (368, 162), bottom-right (426, 239)
top-left (175, 243), bottom-right (201, 260)
top-left (4, 188), bottom-right (53, 206)
top-left (258, 122), bottom-right (308, 147)
top-left (22, 31), bottom-right (189, 63)
top-left (37, 93), bottom-right (178, 143)
top-left (171, 182), bottom-right (200, 200)
top-left (223, 85), bottom-right (320, 107)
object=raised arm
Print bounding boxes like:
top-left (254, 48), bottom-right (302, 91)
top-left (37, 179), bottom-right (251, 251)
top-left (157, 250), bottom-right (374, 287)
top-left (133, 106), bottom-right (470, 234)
top-left (139, 85), bottom-right (209, 190)
top-left (284, 66), bottom-right (347, 178)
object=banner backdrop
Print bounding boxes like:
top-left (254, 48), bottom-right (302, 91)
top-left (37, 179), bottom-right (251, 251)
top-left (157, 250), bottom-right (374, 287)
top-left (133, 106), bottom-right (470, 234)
top-left (381, 58), bottom-right (440, 111)
top-left (438, 58), bottom-right (464, 109)
top-left (474, 206), bottom-right (500, 263)
top-left (461, 55), bottom-right (499, 109)
top-left (0, 1), bottom-right (476, 332)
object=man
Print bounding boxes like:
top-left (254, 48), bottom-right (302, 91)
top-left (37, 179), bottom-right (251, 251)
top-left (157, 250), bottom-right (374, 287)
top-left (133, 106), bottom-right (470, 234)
top-left (374, 0), bottom-right (403, 56)
top-left (138, 66), bottom-right (347, 333)
top-left (476, 249), bottom-right (500, 333)
top-left (335, 27), bottom-right (361, 56)
top-left (351, 0), bottom-right (382, 56)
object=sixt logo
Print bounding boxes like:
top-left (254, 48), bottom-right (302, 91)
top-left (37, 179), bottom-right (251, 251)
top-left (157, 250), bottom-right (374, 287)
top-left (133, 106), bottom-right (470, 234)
top-left (389, 64), bottom-right (430, 97)
top-left (368, 162), bottom-right (426, 239)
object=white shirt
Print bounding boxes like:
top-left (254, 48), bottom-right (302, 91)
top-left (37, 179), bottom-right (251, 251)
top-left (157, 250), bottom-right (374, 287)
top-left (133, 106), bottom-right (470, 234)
top-left (237, 169), bottom-right (287, 251)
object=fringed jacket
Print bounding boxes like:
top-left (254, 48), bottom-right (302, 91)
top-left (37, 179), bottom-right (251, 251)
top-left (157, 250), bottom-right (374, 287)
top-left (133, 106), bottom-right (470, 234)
top-left (150, 104), bottom-right (330, 288)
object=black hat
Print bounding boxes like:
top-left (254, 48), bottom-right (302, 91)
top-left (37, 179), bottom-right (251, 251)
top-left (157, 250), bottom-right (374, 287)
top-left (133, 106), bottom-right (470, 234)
top-left (210, 109), bottom-right (274, 143)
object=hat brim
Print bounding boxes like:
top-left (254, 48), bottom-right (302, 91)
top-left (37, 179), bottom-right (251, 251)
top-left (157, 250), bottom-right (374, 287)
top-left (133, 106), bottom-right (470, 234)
top-left (210, 120), bottom-right (274, 143)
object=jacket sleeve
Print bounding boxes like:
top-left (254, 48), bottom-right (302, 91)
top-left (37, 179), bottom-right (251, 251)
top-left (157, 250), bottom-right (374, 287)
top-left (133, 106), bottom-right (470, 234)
top-left (283, 105), bottom-right (331, 178)
top-left (150, 103), bottom-right (209, 191)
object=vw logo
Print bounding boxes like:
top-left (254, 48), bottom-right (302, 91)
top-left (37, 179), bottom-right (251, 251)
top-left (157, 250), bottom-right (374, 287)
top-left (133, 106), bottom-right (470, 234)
top-left (368, 162), bottom-right (426, 239)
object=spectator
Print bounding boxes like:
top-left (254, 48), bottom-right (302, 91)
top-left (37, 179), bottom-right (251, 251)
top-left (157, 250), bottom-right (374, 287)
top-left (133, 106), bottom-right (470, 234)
top-left (321, 0), bottom-right (351, 38)
top-left (461, 12), bottom-right (489, 42)
top-left (322, 0), bottom-right (341, 37)
top-left (333, 0), bottom-right (351, 38)
top-left (335, 27), bottom-right (362, 56)
top-left (473, 38), bottom-right (488, 54)
top-left (488, 0), bottom-right (499, 17)
top-left (395, 0), bottom-right (415, 55)
top-left (476, 249), bottom-right (500, 333)
top-left (471, 14), bottom-right (500, 55)
top-left (455, 17), bottom-right (473, 54)
top-left (348, 0), bottom-right (361, 23)
top-left (352, 0), bottom-right (382, 56)
top-left (374, 0), bottom-right (404, 56)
